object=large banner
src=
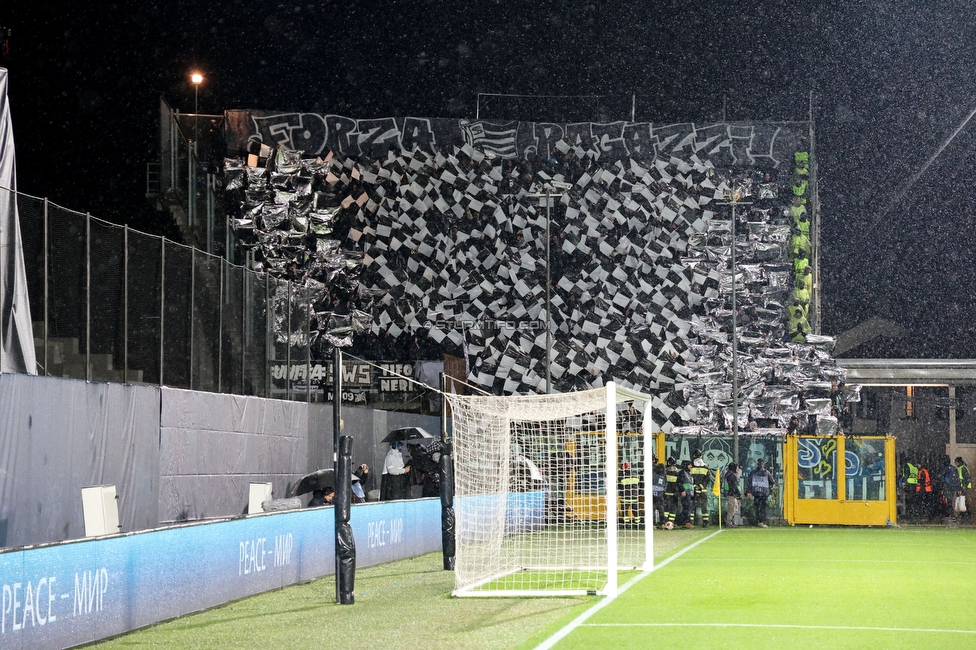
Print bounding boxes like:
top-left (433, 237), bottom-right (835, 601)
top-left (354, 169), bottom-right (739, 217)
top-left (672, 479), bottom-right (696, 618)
top-left (0, 68), bottom-right (36, 374)
top-left (0, 499), bottom-right (441, 650)
top-left (224, 110), bottom-right (805, 168)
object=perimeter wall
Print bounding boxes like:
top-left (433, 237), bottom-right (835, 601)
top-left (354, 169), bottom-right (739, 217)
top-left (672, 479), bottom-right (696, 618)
top-left (0, 372), bottom-right (438, 549)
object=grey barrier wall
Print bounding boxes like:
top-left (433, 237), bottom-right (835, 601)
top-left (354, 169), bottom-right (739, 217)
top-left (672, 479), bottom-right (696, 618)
top-left (0, 374), bottom-right (160, 548)
top-left (0, 373), bottom-right (440, 548)
top-left (158, 387), bottom-right (309, 522)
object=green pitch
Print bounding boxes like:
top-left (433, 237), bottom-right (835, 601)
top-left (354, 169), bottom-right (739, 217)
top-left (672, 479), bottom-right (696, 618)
top-left (87, 527), bottom-right (976, 649)
top-left (547, 527), bottom-right (976, 649)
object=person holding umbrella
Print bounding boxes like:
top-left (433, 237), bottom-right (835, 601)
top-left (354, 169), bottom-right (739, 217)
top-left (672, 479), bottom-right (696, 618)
top-left (379, 427), bottom-right (434, 501)
top-left (381, 441), bottom-right (411, 500)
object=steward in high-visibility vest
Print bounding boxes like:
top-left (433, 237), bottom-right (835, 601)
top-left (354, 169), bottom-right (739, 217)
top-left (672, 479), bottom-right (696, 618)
top-left (794, 256), bottom-right (810, 274)
top-left (619, 462), bottom-right (642, 525)
top-left (795, 212), bottom-right (811, 236)
top-left (904, 461), bottom-right (919, 519)
top-left (904, 462), bottom-right (919, 488)
top-left (662, 458), bottom-right (680, 529)
top-left (956, 458), bottom-right (972, 490)
top-left (917, 467), bottom-right (932, 493)
top-left (791, 283), bottom-right (811, 305)
top-left (791, 233), bottom-right (811, 257)
top-left (793, 178), bottom-right (808, 197)
top-left (789, 200), bottom-right (808, 220)
top-left (795, 159), bottom-right (809, 176)
top-left (795, 150), bottom-right (809, 164)
top-left (798, 269), bottom-right (813, 294)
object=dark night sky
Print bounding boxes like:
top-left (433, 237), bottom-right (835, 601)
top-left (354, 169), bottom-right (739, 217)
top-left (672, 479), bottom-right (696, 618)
top-left (6, 1), bottom-right (976, 358)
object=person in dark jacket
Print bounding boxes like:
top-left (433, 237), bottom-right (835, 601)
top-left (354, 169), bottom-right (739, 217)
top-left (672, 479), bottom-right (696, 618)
top-left (677, 460), bottom-right (695, 529)
top-left (651, 455), bottom-right (667, 528)
top-left (746, 458), bottom-right (773, 528)
top-left (354, 463), bottom-right (375, 498)
top-left (724, 463), bottom-right (742, 527)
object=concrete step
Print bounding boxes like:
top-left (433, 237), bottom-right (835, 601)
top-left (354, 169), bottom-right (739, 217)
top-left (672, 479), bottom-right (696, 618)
top-left (61, 353), bottom-right (113, 371)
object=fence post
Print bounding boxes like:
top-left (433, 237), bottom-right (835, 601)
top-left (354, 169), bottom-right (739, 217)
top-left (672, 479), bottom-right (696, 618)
top-left (160, 238), bottom-right (165, 386)
top-left (85, 212), bottom-right (91, 381)
top-left (123, 225), bottom-right (128, 384)
top-left (189, 247), bottom-right (195, 389)
top-left (286, 280), bottom-right (291, 401)
top-left (218, 258), bottom-right (224, 392)
top-left (43, 198), bottom-right (49, 376)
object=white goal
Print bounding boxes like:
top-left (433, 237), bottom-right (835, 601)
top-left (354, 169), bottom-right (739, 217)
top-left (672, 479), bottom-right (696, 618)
top-left (447, 382), bottom-right (655, 597)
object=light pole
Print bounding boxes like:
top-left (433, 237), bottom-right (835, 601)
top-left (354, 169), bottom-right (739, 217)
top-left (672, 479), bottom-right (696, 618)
top-left (190, 72), bottom-right (203, 142)
top-left (529, 181), bottom-right (570, 394)
top-left (717, 187), bottom-right (751, 464)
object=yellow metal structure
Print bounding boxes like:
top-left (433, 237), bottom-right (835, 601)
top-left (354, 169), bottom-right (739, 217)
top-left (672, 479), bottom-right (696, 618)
top-left (784, 434), bottom-right (897, 526)
top-left (563, 430), bottom-right (663, 521)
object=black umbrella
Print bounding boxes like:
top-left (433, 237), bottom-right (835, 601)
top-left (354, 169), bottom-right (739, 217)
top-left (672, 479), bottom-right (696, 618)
top-left (381, 426), bottom-right (435, 444)
top-left (292, 468), bottom-right (360, 496)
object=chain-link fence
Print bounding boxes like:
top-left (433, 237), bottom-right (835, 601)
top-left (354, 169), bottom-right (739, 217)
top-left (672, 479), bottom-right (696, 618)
top-left (12, 187), bottom-right (312, 401)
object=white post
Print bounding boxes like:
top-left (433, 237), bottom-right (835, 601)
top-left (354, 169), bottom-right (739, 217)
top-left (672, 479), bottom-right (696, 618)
top-left (642, 400), bottom-right (654, 571)
top-left (604, 381), bottom-right (618, 597)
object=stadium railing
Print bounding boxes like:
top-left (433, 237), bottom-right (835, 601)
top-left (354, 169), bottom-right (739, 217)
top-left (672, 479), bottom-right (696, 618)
top-left (10, 186), bottom-right (313, 400)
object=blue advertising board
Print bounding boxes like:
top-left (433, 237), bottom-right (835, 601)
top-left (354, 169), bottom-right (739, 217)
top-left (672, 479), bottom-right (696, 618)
top-left (0, 499), bottom-right (442, 649)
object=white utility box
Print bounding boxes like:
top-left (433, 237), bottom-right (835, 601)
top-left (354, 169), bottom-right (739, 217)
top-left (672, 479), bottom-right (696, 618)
top-left (248, 482), bottom-right (273, 514)
top-left (82, 485), bottom-right (120, 537)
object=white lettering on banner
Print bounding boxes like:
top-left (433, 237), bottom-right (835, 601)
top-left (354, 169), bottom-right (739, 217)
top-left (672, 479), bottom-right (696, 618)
top-left (274, 534), bottom-right (293, 568)
top-left (379, 363), bottom-right (413, 378)
top-left (380, 379), bottom-right (411, 392)
top-left (5, 576), bottom-right (56, 631)
top-left (324, 390), bottom-right (368, 404)
top-left (246, 113), bottom-right (795, 166)
top-left (73, 569), bottom-right (108, 617)
top-left (271, 362), bottom-right (373, 387)
top-left (367, 518), bottom-right (404, 548)
top-left (239, 538), bottom-right (268, 576)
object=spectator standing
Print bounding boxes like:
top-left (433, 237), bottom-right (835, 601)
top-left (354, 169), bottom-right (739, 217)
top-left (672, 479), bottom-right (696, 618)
top-left (746, 458), bottom-right (774, 528)
top-left (942, 456), bottom-right (960, 520)
top-left (724, 463), bottom-right (742, 527)
top-left (381, 441), bottom-right (411, 501)
top-left (677, 460), bottom-right (695, 529)
top-left (651, 454), bottom-right (667, 528)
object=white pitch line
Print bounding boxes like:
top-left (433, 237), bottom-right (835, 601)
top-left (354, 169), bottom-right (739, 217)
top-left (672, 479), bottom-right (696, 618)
top-left (679, 558), bottom-right (976, 566)
top-left (582, 623), bottom-right (976, 635)
top-left (533, 529), bottom-right (724, 650)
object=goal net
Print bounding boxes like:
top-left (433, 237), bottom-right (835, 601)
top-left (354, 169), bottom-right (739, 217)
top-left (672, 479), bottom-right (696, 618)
top-left (447, 382), bottom-right (655, 597)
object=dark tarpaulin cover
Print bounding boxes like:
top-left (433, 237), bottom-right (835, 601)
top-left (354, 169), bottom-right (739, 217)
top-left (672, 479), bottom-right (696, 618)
top-left (439, 447), bottom-right (455, 570)
top-left (335, 435), bottom-right (355, 604)
top-left (0, 374), bottom-right (159, 548)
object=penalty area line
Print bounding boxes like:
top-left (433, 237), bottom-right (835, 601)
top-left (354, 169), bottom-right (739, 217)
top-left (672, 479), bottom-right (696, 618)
top-left (533, 529), bottom-right (724, 650)
top-left (581, 623), bottom-right (976, 635)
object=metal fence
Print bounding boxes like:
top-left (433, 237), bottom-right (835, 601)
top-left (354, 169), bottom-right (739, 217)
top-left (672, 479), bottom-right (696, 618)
top-left (12, 187), bottom-right (314, 400)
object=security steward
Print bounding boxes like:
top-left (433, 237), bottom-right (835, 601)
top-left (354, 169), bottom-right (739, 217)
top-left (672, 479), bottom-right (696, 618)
top-left (662, 457), bottom-right (680, 529)
top-left (690, 449), bottom-right (711, 528)
top-left (903, 458), bottom-right (919, 520)
top-left (917, 463), bottom-right (933, 521)
top-left (619, 461), bottom-right (642, 527)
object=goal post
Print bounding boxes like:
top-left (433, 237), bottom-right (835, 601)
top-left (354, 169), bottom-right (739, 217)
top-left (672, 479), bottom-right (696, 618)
top-left (447, 381), bottom-right (655, 598)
